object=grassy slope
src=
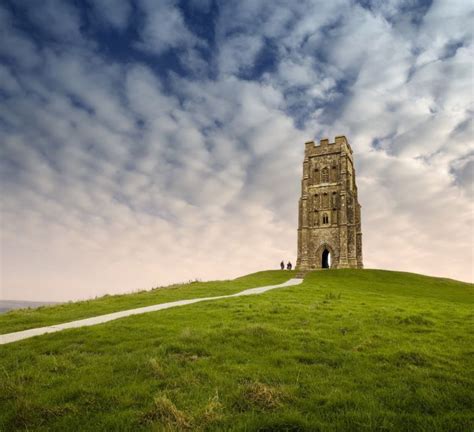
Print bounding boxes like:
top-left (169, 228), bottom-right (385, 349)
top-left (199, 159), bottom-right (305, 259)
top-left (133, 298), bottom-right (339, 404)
top-left (0, 269), bottom-right (473, 431)
top-left (0, 271), bottom-right (294, 335)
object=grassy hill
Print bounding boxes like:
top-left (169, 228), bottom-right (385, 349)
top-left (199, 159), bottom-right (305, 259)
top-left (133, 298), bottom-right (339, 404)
top-left (0, 269), bottom-right (472, 431)
top-left (0, 271), bottom-right (292, 335)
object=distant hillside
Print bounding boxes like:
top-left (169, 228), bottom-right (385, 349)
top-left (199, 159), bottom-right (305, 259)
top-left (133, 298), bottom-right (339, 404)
top-left (0, 300), bottom-right (59, 314)
top-left (0, 269), bottom-right (472, 431)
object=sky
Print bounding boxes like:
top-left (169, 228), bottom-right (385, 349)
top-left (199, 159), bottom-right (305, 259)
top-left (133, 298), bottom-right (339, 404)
top-left (0, 0), bottom-right (472, 302)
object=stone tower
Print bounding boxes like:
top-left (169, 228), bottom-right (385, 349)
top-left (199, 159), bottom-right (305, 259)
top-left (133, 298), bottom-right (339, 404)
top-left (296, 136), bottom-right (363, 270)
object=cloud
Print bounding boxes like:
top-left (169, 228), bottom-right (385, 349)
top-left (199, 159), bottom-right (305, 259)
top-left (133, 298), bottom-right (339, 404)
top-left (0, 7), bottom-right (41, 69)
top-left (217, 35), bottom-right (264, 76)
top-left (136, 0), bottom-right (203, 55)
top-left (91, 0), bottom-right (132, 29)
top-left (358, 151), bottom-right (473, 277)
top-left (21, 0), bottom-right (83, 42)
top-left (0, 0), bottom-right (472, 301)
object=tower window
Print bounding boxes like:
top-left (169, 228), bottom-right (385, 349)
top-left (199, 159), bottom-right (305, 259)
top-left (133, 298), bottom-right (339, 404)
top-left (322, 213), bottom-right (329, 224)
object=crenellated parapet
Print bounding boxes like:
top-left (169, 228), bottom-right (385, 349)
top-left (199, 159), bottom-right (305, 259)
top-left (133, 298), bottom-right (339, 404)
top-left (305, 136), bottom-right (353, 158)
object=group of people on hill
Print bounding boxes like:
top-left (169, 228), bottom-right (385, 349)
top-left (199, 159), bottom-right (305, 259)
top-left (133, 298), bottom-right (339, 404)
top-left (280, 261), bottom-right (293, 270)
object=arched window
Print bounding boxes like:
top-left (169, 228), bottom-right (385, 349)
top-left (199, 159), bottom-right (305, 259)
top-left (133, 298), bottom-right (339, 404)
top-left (331, 165), bottom-right (337, 182)
top-left (321, 167), bottom-right (329, 183)
top-left (314, 168), bottom-right (320, 184)
top-left (322, 213), bottom-right (329, 224)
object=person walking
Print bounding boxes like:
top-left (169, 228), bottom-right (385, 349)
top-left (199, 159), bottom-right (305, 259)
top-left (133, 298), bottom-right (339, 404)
top-left (280, 261), bottom-right (285, 270)
top-left (287, 261), bottom-right (292, 270)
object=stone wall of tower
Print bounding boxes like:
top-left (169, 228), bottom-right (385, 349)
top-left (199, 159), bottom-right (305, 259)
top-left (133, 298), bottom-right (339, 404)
top-left (296, 136), bottom-right (363, 270)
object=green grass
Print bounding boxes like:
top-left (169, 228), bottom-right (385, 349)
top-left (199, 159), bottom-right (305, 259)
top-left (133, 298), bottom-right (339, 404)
top-left (1, 269), bottom-right (473, 431)
top-left (0, 270), bottom-right (294, 335)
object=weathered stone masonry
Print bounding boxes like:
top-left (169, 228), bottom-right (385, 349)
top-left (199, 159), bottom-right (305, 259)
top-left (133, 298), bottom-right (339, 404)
top-left (296, 136), bottom-right (363, 270)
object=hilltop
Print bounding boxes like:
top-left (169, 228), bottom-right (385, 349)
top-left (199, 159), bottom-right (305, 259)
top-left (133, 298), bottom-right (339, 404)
top-left (0, 269), bottom-right (472, 431)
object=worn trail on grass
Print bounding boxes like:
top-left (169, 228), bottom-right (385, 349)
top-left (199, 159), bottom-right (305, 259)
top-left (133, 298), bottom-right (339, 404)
top-left (0, 278), bottom-right (303, 345)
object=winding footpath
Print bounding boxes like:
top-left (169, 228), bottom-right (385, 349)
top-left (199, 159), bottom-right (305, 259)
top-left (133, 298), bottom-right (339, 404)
top-left (0, 278), bottom-right (303, 345)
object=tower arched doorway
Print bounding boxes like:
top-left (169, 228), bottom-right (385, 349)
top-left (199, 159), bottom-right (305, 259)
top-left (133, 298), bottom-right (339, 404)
top-left (322, 249), bottom-right (331, 269)
top-left (315, 243), bottom-right (335, 269)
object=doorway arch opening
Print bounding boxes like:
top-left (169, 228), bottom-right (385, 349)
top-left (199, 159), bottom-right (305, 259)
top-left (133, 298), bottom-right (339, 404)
top-left (322, 249), bottom-right (331, 269)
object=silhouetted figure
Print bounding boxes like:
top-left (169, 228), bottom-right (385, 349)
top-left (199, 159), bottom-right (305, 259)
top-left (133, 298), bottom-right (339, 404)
top-left (280, 261), bottom-right (285, 270)
top-left (287, 261), bottom-right (292, 270)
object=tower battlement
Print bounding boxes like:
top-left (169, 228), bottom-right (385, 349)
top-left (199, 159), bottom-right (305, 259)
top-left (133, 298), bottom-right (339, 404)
top-left (297, 136), bottom-right (363, 270)
top-left (305, 136), bottom-right (353, 157)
